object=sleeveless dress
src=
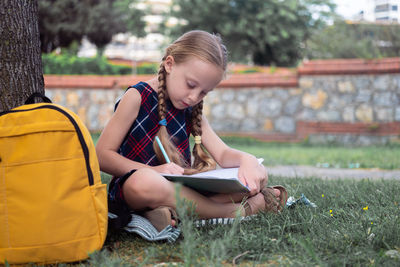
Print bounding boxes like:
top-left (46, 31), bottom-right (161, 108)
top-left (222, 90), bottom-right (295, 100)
top-left (108, 81), bottom-right (192, 205)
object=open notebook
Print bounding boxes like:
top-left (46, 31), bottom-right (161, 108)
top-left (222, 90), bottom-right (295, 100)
top-left (162, 159), bottom-right (263, 194)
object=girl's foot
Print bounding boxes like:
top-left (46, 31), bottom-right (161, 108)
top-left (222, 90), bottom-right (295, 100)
top-left (142, 206), bottom-right (178, 231)
top-left (263, 186), bottom-right (288, 212)
top-left (245, 187), bottom-right (287, 215)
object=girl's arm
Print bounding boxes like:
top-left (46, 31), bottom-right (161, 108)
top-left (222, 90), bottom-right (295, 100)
top-left (95, 89), bottom-right (184, 177)
top-left (201, 115), bottom-right (267, 195)
top-left (96, 89), bottom-right (148, 177)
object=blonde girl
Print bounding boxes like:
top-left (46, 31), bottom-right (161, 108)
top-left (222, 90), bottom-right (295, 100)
top-left (96, 30), bottom-right (287, 231)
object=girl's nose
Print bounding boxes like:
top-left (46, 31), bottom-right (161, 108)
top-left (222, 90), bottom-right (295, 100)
top-left (188, 92), bottom-right (200, 104)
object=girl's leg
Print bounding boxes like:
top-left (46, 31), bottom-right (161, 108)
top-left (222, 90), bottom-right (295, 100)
top-left (122, 168), bottom-right (269, 219)
top-left (208, 192), bottom-right (249, 204)
top-left (208, 190), bottom-right (280, 204)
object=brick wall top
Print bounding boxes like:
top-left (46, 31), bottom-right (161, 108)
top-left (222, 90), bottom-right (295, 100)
top-left (221, 73), bottom-right (297, 88)
top-left (44, 74), bottom-right (154, 89)
top-left (44, 57), bottom-right (400, 89)
top-left (44, 72), bottom-right (298, 89)
top-left (298, 57), bottom-right (400, 75)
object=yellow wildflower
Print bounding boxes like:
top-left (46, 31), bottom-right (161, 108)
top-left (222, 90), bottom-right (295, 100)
top-left (363, 206), bottom-right (369, 211)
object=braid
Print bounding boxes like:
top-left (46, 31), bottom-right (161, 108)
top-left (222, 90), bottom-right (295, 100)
top-left (191, 101), bottom-right (203, 137)
top-left (157, 62), bottom-right (167, 121)
top-left (184, 101), bottom-right (216, 175)
top-left (153, 62), bottom-right (188, 167)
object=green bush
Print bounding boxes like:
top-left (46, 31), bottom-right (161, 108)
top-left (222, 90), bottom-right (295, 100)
top-left (136, 62), bottom-right (158, 75)
top-left (42, 53), bottom-right (132, 75)
top-left (236, 67), bottom-right (259, 74)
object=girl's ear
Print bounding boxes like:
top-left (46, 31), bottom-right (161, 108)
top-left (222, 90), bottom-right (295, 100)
top-left (164, 55), bottom-right (175, 74)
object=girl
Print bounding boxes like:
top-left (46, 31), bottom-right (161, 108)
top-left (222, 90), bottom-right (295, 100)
top-left (96, 30), bottom-right (287, 231)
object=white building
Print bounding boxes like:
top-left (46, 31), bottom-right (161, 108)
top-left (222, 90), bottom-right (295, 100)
top-left (349, 0), bottom-right (400, 22)
top-left (374, 0), bottom-right (400, 22)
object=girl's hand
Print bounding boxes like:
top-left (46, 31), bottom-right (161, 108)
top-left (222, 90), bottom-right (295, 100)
top-left (237, 156), bottom-right (268, 196)
top-left (152, 163), bottom-right (185, 175)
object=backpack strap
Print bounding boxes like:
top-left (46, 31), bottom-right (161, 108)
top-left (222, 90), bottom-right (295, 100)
top-left (108, 202), bottom-right (132, 231)
top-left (25, 92), bottom-right (52, 104)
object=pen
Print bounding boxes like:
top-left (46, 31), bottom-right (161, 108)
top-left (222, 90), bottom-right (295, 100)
top-left (155, 136), bottom-right (170, 163)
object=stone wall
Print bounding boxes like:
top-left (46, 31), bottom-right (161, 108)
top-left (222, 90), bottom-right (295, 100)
top-left (204, 87), bottom-right (300, 134)
top-left (203, 73), bottom-right (400, 145)
top-left (44, 58), bottom-right (400, 145)
top-left (45, 88), bottom-right (123, 132)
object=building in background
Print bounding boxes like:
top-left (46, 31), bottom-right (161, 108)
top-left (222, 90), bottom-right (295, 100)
top-left (78, 0), bottom-right (175, 64)
top-left (350, 0), bottom-right (400, 22)
top-left (374, 0), bottom-right (400, 22)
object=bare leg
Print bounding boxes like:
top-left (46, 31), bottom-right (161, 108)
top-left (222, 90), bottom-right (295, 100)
top-left (208, 189), bottom-right (281, 205)
top-left (208, 192), bottom-right (249, 204)
top-left (122, 168), bottom-right (275, 219)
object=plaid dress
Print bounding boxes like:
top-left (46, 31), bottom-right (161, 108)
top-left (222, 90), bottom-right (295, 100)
top-left (118, 81), bottom-right (192, 165)
top-left (108, 81), bottom-right (192, 204)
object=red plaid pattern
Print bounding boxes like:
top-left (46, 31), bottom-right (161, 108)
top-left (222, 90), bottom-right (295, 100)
top-left (117, 82), bottom-right (192, 166)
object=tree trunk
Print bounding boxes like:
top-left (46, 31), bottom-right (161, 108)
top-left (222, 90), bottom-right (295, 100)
top-left (0, 0), bottom-right (44, 112)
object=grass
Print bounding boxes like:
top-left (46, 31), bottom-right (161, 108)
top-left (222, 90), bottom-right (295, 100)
top-left (219, 136), bottom-right (400, 170)
top-left (75, 134), bottom-right (400, 266)
top-left (92, 133), bottom-right (400, 170)
top-left (73, 176), bottom-right (400, 266)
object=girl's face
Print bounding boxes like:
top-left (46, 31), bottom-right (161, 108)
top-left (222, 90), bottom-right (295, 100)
top-left (164, 55), bottom-right (223, 110)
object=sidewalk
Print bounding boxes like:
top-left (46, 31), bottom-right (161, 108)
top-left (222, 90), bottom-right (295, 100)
top-left (267, 165), bottom-right (400, 180)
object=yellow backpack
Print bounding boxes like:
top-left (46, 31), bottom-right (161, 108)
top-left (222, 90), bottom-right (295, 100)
top-left (0, 94), bottom-right (108, 265)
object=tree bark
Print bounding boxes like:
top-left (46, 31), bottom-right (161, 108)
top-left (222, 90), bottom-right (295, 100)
top-left (0, 0), bottom-right (44, 112)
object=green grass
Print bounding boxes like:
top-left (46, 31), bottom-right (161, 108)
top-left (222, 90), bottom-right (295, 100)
top-left (74, 177), bottom-right (400, 266)
top-left (80, 134), bottom-right (400, 266)
top-left (219, 136), bottom-right (400, 170)
top-left (92, 133), bottom-right (400, 170)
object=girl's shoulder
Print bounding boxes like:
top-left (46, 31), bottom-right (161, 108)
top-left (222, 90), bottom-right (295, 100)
top-left (121, 81), bottom-right (160, 111)
top-left (127, 81), bottom-right (156, 95)
top-left (115, 81), bottom-right (151, 111)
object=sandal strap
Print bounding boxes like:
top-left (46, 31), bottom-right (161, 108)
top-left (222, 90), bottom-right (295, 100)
top-left (271, 185), bottom-right (288, 209)
top-left (262, 187), bottom-right (280, 213)
top-left (265, 185), bottom-right (288, 212)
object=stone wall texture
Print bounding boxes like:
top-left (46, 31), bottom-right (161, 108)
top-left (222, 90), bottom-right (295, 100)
top-left (44, 58), bottom-right (400, 145)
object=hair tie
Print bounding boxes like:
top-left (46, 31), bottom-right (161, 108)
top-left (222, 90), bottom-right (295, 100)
top-left (194, 135), bottom-right (202, 145)
top-left (159, 118), bottom-right (167, 126)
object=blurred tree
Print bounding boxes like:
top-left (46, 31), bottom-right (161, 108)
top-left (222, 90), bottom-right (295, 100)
top-left (39, 0), bottom-right (146, 54)
top-left (0, 0), bottom-right (44, 111)
top-left (306, 20), bottom-right (400, 59)
top-left (166, 0), bottom-right (336, 66)
top-left (38, 0), bottom-right (87, 53)
top-left (86, 0), bottom-right (146, 56)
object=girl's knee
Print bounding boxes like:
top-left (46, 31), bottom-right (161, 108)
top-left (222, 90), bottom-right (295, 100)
top-left (123, 168), bottom-right (159, 193)
top-left (122, 168), bottom-right (174, 207)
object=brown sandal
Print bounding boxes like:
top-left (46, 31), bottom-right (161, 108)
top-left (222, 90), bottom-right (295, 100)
top-left (261, 185), bottom-right (288, 213)
top-left (242, 185), bottom-right (288, 216)
top-left (141, 206), bottom-right (178, 232)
